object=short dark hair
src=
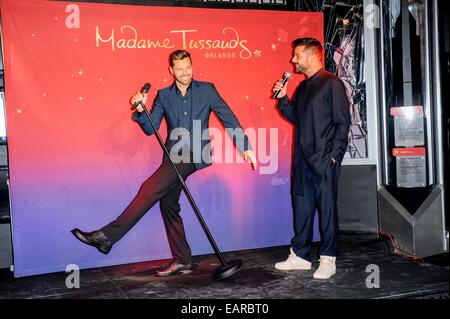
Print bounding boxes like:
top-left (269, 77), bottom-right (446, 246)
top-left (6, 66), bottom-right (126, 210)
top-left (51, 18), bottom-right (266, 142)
top-left (169, 50), bottom-right (192, 67)
top-left (292, 37), bottom-right (323, 55)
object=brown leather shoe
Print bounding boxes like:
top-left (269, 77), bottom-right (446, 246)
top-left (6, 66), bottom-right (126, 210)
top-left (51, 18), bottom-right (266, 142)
top-left (155, 261), bottom-right (194, 277)
top-left (71, 228), bottom-right (113, 254)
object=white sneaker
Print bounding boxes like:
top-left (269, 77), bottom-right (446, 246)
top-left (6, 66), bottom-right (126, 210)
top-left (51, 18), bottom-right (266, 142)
top-left (275, 248), bottom-right (312, 271)
top-left (313, 256), bottom-right (336, 279)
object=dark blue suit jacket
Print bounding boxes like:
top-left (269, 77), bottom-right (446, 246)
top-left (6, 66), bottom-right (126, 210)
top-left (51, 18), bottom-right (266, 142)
top-left (133, 79), bottom-right (252, 170)
top-left (277, 69), bottom-right (351, 195)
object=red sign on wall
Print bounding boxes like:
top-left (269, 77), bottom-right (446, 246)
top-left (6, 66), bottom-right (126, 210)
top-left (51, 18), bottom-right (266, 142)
top-left (0, 0), bottom-right (323, 277)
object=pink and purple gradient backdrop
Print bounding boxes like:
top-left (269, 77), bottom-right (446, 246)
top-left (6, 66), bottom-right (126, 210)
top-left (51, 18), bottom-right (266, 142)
top-left (1, 0), bottom-right (323, 277)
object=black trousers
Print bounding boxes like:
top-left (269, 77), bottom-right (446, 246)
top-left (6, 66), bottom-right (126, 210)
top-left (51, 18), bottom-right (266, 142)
top-left (291, 158), bottom-right (340, 262)
top-left (101, 159), bottom-right (197, 264)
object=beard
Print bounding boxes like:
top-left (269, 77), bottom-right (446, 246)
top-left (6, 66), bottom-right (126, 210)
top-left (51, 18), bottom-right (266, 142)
top-left (295, 64), bottom-right (306, 74)
top-left (177, 75), bottom-right (192, 85)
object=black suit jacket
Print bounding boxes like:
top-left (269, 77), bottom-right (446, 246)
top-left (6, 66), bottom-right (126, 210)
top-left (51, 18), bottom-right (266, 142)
top-left (277, 69), bottom-right (351, 195)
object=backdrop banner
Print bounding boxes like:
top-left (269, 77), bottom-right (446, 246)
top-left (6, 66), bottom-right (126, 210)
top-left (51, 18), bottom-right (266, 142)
top-left (0, 0), bottom-right (323, 277)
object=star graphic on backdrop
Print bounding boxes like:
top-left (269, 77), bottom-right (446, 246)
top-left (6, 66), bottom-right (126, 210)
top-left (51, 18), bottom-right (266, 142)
top-left (253, 49), bottom-right (262, 57)
top-left (271, 44), bottom-right (277, 50)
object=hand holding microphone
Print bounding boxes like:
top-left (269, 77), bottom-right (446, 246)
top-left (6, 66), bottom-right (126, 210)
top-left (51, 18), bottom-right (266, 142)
top-left (272, 72), bottom-right (292, 99)
top-left (130, 83), bottom-right (151, 112)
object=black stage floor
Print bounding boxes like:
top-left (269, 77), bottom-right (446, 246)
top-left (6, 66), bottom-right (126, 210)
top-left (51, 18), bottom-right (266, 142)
top-left (0, 233), bottom-right (448, 299)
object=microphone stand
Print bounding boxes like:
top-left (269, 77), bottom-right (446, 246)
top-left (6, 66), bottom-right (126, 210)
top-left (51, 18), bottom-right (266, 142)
top-left (137, 100), bottom-right (243, 281)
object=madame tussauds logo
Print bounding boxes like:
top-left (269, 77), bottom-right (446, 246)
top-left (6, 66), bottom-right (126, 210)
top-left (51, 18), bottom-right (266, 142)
top-left (95, 25), bottom-right (254, 60)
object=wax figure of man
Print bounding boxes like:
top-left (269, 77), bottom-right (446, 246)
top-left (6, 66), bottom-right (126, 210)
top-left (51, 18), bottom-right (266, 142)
top-left (273, 38), bottom-right (350, 279)
top-left (72, 50), bottom-right (257, 277)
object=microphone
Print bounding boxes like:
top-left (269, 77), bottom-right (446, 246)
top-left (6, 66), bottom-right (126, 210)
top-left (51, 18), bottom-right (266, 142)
top-left (132, 83), bottom-right (151, 109)
top-left (272, 72), bottom-right (292, 99)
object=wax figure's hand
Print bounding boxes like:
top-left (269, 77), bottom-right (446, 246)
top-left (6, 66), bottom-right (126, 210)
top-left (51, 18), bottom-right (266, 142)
top-left (331, 157), bottom-right (336, 165)
top-left (272, 79), bottom-right (288, 99)
top-left (130, 92), bottom-right (148, 113)
top-left (244, 150), bottom-right (257, 171)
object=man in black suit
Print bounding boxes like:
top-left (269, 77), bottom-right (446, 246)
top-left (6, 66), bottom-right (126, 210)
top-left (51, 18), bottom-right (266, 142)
top-left (273, 38), bottom-right (350, 279)
top-left (72, 50), bottom-right (256, 277)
